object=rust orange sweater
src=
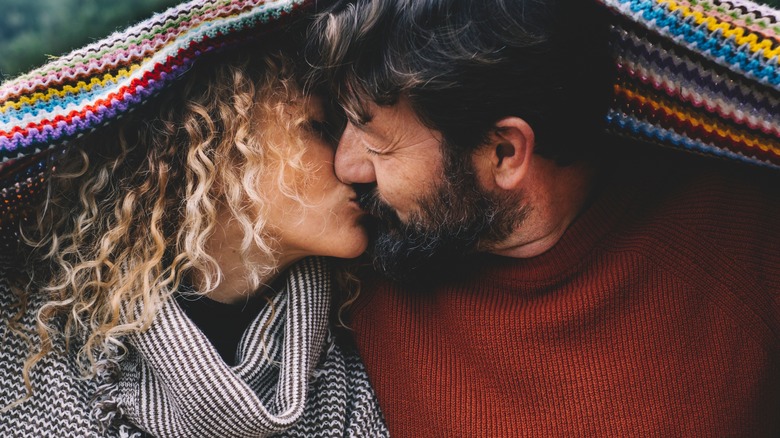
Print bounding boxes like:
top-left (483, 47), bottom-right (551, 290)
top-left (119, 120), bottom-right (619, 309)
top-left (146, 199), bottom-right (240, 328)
top-left (349, 152), bottom-right (780, 437)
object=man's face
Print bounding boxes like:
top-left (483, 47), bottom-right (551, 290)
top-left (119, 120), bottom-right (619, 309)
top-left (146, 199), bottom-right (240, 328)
top-left (335, 98), bottom-right (445, 224)
top-left (334, 98), bottom-right (526, 282)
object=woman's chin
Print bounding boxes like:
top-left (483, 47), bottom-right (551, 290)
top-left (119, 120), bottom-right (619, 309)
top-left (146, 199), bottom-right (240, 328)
top-left (328, 232), bottom-right (369, 260)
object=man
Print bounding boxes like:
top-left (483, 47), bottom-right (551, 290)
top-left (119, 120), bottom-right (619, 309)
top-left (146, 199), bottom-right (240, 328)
top-left (308, 0), bottom-right (780, 436)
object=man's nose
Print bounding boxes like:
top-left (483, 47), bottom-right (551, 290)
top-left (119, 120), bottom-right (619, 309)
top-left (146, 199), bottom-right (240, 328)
top-left (334, 124), bottom-right (376, 184)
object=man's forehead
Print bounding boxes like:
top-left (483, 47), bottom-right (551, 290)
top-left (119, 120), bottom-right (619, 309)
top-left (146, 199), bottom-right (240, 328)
top-left (346, 99), bottom-right (415, 136)
top-left (348, 101), bottom-right (445, 155)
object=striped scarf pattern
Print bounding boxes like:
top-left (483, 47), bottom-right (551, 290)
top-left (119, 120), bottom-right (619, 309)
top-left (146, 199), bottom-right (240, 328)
top-left (600, 0), bottom-right (780, 169)
top-left (0, 257), bottom-right (388, 437)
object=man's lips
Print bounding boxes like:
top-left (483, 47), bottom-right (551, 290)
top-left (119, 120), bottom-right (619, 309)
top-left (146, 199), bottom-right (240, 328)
top-left (347, 189), bottom-right (369, 213)
top-left (353, 183), bottom-right (378, 212)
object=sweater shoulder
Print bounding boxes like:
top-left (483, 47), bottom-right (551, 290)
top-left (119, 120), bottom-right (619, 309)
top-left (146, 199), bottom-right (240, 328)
top-left (610, 154), bottom-right (780, 344)
top-left (621, 156), bottom-right (780, 281)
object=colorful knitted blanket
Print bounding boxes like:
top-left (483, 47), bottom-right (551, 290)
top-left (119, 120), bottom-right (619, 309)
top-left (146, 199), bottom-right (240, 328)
top-left (600, 0), bottom-right (779, 168)
top-left (1, 0), bottom-right (779, 250)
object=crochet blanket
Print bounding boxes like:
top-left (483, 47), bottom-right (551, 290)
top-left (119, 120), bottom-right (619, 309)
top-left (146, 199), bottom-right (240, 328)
top-left (601, 0), bottom-right (780, 169)
top-left (0, 0), bottom-right (779, 251)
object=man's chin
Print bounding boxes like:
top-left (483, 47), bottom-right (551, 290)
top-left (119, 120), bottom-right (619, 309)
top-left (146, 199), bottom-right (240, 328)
top-left (366, 221), bottom-right (477, 286)
top-left (354, 173), bottom-right (525, 285)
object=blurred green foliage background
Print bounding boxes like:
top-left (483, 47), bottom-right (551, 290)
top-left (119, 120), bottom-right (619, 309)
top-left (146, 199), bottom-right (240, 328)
top-left (1, 0), bottom-right (779, 80)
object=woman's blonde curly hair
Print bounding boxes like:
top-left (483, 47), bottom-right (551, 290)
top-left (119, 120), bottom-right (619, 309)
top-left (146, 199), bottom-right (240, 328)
top-left (10, 45), bottom-right (325, 400)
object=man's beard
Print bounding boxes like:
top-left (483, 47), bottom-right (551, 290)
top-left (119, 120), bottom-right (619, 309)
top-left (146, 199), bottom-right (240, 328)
top-left (356, 152), bottom-right (528, 284)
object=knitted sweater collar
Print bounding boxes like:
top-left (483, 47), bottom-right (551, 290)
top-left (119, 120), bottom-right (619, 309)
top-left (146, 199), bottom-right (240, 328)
top-left (106, 257), bottom-right (332, 437)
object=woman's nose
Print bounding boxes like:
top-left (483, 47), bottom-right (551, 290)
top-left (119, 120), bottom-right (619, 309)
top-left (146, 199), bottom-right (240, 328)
top-left (334, 124), bottom-right (376, 184)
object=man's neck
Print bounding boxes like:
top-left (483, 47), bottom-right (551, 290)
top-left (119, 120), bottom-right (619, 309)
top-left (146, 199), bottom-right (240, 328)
top-left (489, 159), bottom-right (597, 259)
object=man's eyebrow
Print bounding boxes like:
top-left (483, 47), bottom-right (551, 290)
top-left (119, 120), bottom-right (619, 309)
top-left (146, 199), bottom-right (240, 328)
top-left (347, 112), bottom-right (376, 133)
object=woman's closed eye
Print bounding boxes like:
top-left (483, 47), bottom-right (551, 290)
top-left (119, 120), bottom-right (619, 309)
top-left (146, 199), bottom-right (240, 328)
top-left (307, 119), bottom-right (341, 146)
top-left (307, 119), bottom-right (328, 135)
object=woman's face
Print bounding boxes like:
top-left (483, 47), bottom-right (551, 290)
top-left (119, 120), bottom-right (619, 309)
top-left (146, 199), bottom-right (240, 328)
top-left (200, 96), bottom-right (366, 303)
top-left (266, 96), bottom-right (368, 266)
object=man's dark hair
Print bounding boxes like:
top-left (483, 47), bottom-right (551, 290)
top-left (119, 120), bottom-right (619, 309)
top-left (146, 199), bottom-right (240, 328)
top-left (307, 0), bottom-right (615, 164)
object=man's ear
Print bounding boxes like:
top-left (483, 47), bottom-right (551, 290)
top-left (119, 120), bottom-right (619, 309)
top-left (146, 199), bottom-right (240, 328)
top-left (476, 117), bottom-right (535, 191)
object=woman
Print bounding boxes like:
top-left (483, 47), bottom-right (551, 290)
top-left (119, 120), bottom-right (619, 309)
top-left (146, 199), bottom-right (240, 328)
top-left (0, 1), bottom-right (387, 437)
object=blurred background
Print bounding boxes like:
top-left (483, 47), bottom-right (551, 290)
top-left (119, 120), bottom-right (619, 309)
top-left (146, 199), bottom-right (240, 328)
top-left (1, 0), bottom-right (779, 80)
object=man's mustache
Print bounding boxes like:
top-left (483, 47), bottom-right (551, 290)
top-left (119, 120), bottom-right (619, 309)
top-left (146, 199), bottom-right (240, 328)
top-left (351, 182), bottom-right (412, 243)
top-left (353, 183), bottom-right (391, 219)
